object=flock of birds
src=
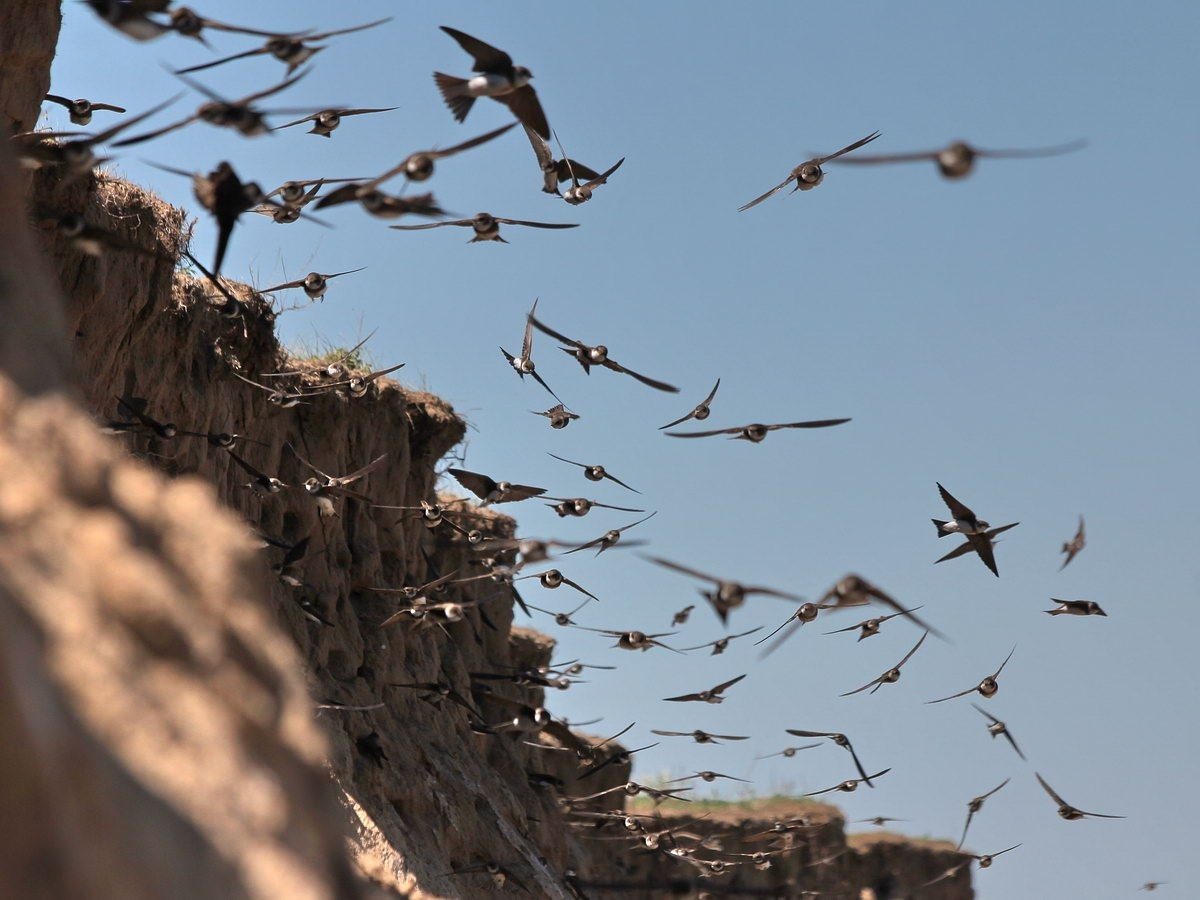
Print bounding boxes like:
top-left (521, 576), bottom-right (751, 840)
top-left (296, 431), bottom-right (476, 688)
top-left (18, 2), bottom-right (1157, 897)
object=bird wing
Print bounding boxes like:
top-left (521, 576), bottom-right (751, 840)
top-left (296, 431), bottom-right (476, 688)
top-left (340, 453), bottom-right (388, 485)
top-left (439, 25), bottom-right (514, 72)
top-left (499, 84), bottom-right (550, 141)
top-left (225, 449), bottom-right (270, 481)
top-left (663, 692), bottom-right (703, 703)
top-left (601, 358), bottom-right (680, 393)
top-left (926, 684), bottom-right (976, 704)
top-left (775, 418), bottom-right (852, 429)
top-left (389, 219), bottom-right (471, 230)
top-left (966, 532), bottom-right (1000, 577)
top-left (583, 156), bottom-right (625, 190)
top-left (91, 102), bottom-right (128, 113)
top-left (839, 674), bottom-right (883, 697)
top-left (977, 139), bottom-right (1088, 159)
top-left (272, 113), bottom-right (315, 130)
top-left (498, 484), bottom-right (546, 502)
top-left (258, 276), bottom-right (306, 292)
top-left (992, 645), bottom-right (1017, 678)
top-left (645, 557), bottom-right (721, 584)
top-left (175, 45), bottom-right (269, 75)
top-left (937, 482), bottom-right (975, 520)
top-left (1035, 772), bottom-right (1068, 807)
top-left (447, 468), bottom-right (496, 500)
top-left (658, 409), bottom-right (698, 429)
top-left (432, 121), bottom-right (518, 160)
top-left (663, 425), bottom-right (742, 438)
top-left (738, 173), bottom-right (797, 212)
top-left (815, 130), bottom-right (883, 165)
top-left (494, 216), bottom-right (579, 229)
top-left (712, 673), bottom-right (747, 694)
top-left (895, 631), bottom-right (929, 668)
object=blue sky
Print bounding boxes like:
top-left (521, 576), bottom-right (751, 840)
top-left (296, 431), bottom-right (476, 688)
top-left (50, 2), bottom-right (1200, 896)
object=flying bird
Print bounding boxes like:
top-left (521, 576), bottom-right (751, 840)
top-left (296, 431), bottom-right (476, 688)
top-left (828, 138), bottom-right (1086, 179)
top-left (958, 778), bottom-right (1011, 850)
top-left (563, 512), bottom-right (657, 556)
top-left (972, 704), bottom-right (1026, 760)
top-left (1045, 598), bottom-right (1107, 617)
top-left (665, 418), bottom-right (850, 442)
top-left (935, 522), bottom-right (1019, 566)
top-left (578, 626), bottom-right (680, 653)
top-left (738, 131), bottom-right (881, 211)
top-left (544, 497), bottom-right (644, 518)
top-left (176, 17), bottom-right (392, 75)
top-left (44, 93), bottom-right (125, 126)
top-left (547, 453), bottom-right (639, 493)
top-left (818, 574), bottom-right (948, 640)
top-left (823, 606), bottom-right (925, 642)
top-left (1035, 773), bottom-right (1125, 821)
top-left (677, 627), bottom-right (763, 655)
top-left (256, 267), bottom-right (365, 303)
top-left (434, 26), bottom-right (550, 139)
top-left (532, 404), bottom-right (579, 430)
top-left (755, 744), bottom-right (820, 760)
top-left (927, 646), bottom-right (1016, 704)
top-left (933, 482), bottom-right (1006, 576)
top-left (527, 312), bottom-right (680, 393)
top-left (1060, 516), bottom-right (1087, 570)
top-left (645, 556), bottom-right (807, 625)
top-left (650, 729), bottom-right (750, 745)
top-left (272, 106), bottom-right (398, 137)
top-left (785, 729), bottom-right (876, 786)
top-left (840, 632), bottom-right (929, 696)
top-left (663, 673), bottom-right (747, 704)
top-left (500, 299), bottom-right (564, 402)
top-left (523, 125), bottom-right (605, 195)
top-left (804, 769), bottom-right (891, 797)
top-left (550, 131), bottom-right (625, 205)
top-left (448, 468), bottom-right (546, 505)
top-left (390, 212), bottom-right (577, 243)
top-left (659, 379), bottom-right (721, 430)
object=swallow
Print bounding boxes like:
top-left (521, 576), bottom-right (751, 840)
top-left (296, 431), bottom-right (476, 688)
top-left (13, 95), bottom-right (178, 174)
top-left (1045, 598), bottom-right (1107, 617)
top-left (856, 816), bottom-right (907, 827)
top-left (523, 125), bottom-right (603, 194)
top-left (103, 396), bottom-right (178, 439)
top-left (576, 738), bottom-right (658, 781)
top-left (1140, 883), bottom-right (1168, 892)
top-left (1035, 772), bottom-right (1124, 821)
top-left (533, 404), bottom-right (579, 430)
top-left (577, 626), bottom-right (681, 653)
top-left (573, 781), bottom-right (693, 804)
top-left (226, 448), bottom-right (287, 494)
top-left (514, 568), bottom-right (599, 601)
top-left (936, 522), bottom-right (1020, 565)
top-left (671, 605), bottom-right (695, 627)
top-left (784, 729), bottom-right (875, 784)
top-left (650, 729), bottom-right (750, 745)
top-left (434, 26), bottom-right (550, 139)
top-left (262, 333), bottom-right (376, 381)
top-left (667, 771), bottom-right (751, 785)
top-left (37, 211), bottom-right (172, 261)
top-left (739, 131), bottom-right (881, 211)
top-left (176, 18), bottom-right (393, 75)
top-left (927, 646), bottom-right (1016, 704)
top-left (335, 363), bottom-right (406, 399)
top-left (829, 138), bottom-right (1087, 179)
top-left (448, 468), bottom-right (545, 505)
top-left (524, 597), bottom-right (592, 628)
top-left (544, 497), bottom-right (645, 518)
top-left (287, 444), bottom-right (387, 517)
top-left (645, 556), bottom-right (806, 625)
top-left (933, 483), bottom-right (1005, 576)
top-left (753, 601), bottom-right (831, 658)
top-left (817, 574), bottom-right (946, 639)
top-left (547, 453), bottom-right (639, 494)
top-left (256, 268), bottom-right (365, 302)
top-left (549, 131), bottom-right (625, 205)
top-left (230, 371), bottom-right (311, 408)
top-left (253, 178), bottom-right (348, 224)
top-left (563, 512), bottom-right (657, 556)
top-left (44, 94), bottom-right (126, 126)
top-left (500, 298), bottom-right (565, 403)
top-left (663, 673), bottom-right (747, 704)
top-left (924, 846), bottom-right (1021, 887)
top-left (840, 632), bottom-right (929, 696)
top-left (968, 844), bottom-right (1022, 870)
top-left (390, 680), bottom-right (482, 717)
top-left (367, 571), bottom-right (460, 606)
top-left (804, 769), bottom-right (891, 797)
top-left (271, 535), bottom-right (311, 589)
top-left (823, 606), bottom-right (925, 642)
top-left (1060, 516), bottom-right (1087, 570)
top-left (528, 312), bottom-right (680, 392)
top-left (390, 211), bottom-right (577, 243)
top-left (755, 744), bottom-right (820, 760)
top-left (445, 861), bottom-right (529, 893)
top-left (678, 628), bottom-right (765, 656)
top-left (181, 429), bottom-right (263, 451)
top-left (162, 6), bottom-right (297, 45)
top-left (972, 704), bottom-right (1026, 760)
top-left (84, 0), bottom-right (171, 41)
top-left (958, 777), bottom-right (1010, 850)
top-left (273, 106), bottom-right (398, 137)
top-left (665, 418), bottom-right (850, 442)
top-left (658, 379), bottom-right (721, 430)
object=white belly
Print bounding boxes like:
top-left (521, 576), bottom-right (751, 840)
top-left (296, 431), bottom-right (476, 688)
top-left (467, 74), bottom-right (515, 97)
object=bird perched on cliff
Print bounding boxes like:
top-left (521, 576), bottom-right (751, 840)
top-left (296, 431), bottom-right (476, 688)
top-left (390, 211), bottom-right (578, 243)
top-left (932, 483), bottom-right (1007, 576)
top-left (650, 729), bottom-right (751, 745)
top-left (665, 417), bottom-right (851, 442)
top-left (1060, 516), bottom-right (1087, 570)
top-left (272, 106), bottom-right (398, 138)
top-left (564, 512), bottom-right (657, 556)
top-left (1035, 773), bottom-right (1125, 821)
top-left (433, 26), bottom-right (550, 139)
top-left (43, 93), bottom-right (125, 126)
top-left (547, 454), bottom-right (639, 493)
top-left (1045, 598), bottom-right (1108, 617)
top-left (176, 17), bottom-right (392, 75)
top-left (256, 267), bottom-right (366, 303)
top-left (678, 626), bottom-right (763, 655)
top-left (785, 729), bottom-right (877, 785)
top-left (738, 130), bottom-right (881, 211)
top-left (449, 468), bottom-right (546, 505)
top-left (972, 704), bottom-right (1026, 760)
top-left (927, 646), bottom-right (1017, 704)
top-left (528, 311), bottom-right (680, 393)
top-left (804, 769), bottom-right (892, 796)
top-left (957, 777), bottom-right (1010, 850)
top-left (645, 556), bottom-right (807, 625)
top-left (840, 632), bottom-right (929, 696)
top-left (663, 673), bottom-right (747, 704)
top-left (659, 379), bottom-right (722, 430)
top-left (544, 497), bottom-right (645, 518)
top-left (824, 606), bottom-right (925, 642)
top-left (828, 138), bottom-right (1086, 179)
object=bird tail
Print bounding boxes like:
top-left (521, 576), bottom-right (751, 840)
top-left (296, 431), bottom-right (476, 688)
top-left (932, 518), bottom-right (951, 537)
top-left (433, 72), bottom-right (475, 122)
top-left (1044, 609), bottom-right (1062, 616)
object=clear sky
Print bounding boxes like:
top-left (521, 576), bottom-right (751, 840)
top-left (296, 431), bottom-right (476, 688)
top-left (50, 2), bottom-right (1199, 896)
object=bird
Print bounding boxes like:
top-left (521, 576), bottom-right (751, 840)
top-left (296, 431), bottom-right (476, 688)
top-left (666, 771), bottom-right (751, 785)
top-left (390, 212), bottom-right (578, 243)
top-left (738, 131), bottom-right (881, 211)
top-left (677, 627), bottom-right (763, 655)
top-left (43, 93), bottom-right (126, 126)
top-left (665, 418), bottom-right (850, 442)
top-left (753, 600), bottom-right (836, 658)
top-left (434, 26), bottom-right (550, 139)
top-left (1060, 516), bottom-right (1087, 570)
top-left (828, 138), bottom-right (1087, 179)
top-left (1045, 598), bottom-right (1108, 617)
top-left (958, 778), bottom-right (1011, 850)
top-left (447, 468), bottom-right (545, 505)
top-left (933, 483), bottom-right (1006, 576)
top-left (935, 522), bottom-right (1020, 566)
top-left (270, 535), bottom-right (311, 590)
top-left (272, 106), bottom-right (398, 137)
top-left (577, 626), bottom-right (680, 653)
top-left (176, 18), bottom-right (393, 75)
top-left (252, 179), bottom-right (337, 225)
top-left (840, 632), bottom-right (929, 696)
top-left (755, 744), bottom-right (820, 760)
top-left (926, 646), bottom-right (1017, 704)
top-left (804, 769), bottom-right (891, 797)
top-left (83, 0), bottom-right (171, 41)
top-left (650, 729), bottom-right (750, 745)
top-left (329, 362), bottom-right (405, 400)
top-left (527, 312), bottom-right (680, 393)
top-left (856, 816), bottom-right (907, 827)
top-left (563, 512), bottom-right (657, 556)
top-left (784, 729), bottom-right (877, 785)
top-left (532, 405), bottom-right (580, 429)
top-left (523, 597), bottom-right (592, 628)
top-left (575, 739), bottom-right (661, 782)
top-left (663, 673), bottom-right (747, 704)
top-left (229, 371), bottom-right (312, 409)
top-left (547, 454), bottom-right (639, 494)
top-left (1140, 883), bottom-right (1168, 892)
top-left (550, 132), bottom-right (625, 205)
top-left (523, 125), bottom-right (605, 195)
top-left (445, 861), bottom-right (529, 893)
top-left (513, 568), bottom-right (599, 602)
top-left (817, 574), bottom-right (948, 640)
top-left (500, 299), bottom-right (564, 402)
top-left (256, 268), bottom-right (366, 303)
top-left (544, 497), bottom-right (645, 518)
top-left (37, 211), bottom-right (172, 261)
top-left (286, 444), bottom-right (387, 518)
top-left (972, 704), bottom-right (1026, 760)
top-left (659, 379), bottom-right (721, 430)
top-left (226, 449), bottom-right (286, 495)
top-left (103, 396), bottom-right (178, 439)
top-left (1035, 772), bottom-right (1125, 821)
top-left (388, 681), bottom-right (481, 718)
top-left (161, 6), bottom-right (299, 46)
top-left (670, 605), bottom-right (695, 627)
top-left (645, 556), bottom-right (807, 625)
top-left (823, 606), bottom-right (925, 642)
